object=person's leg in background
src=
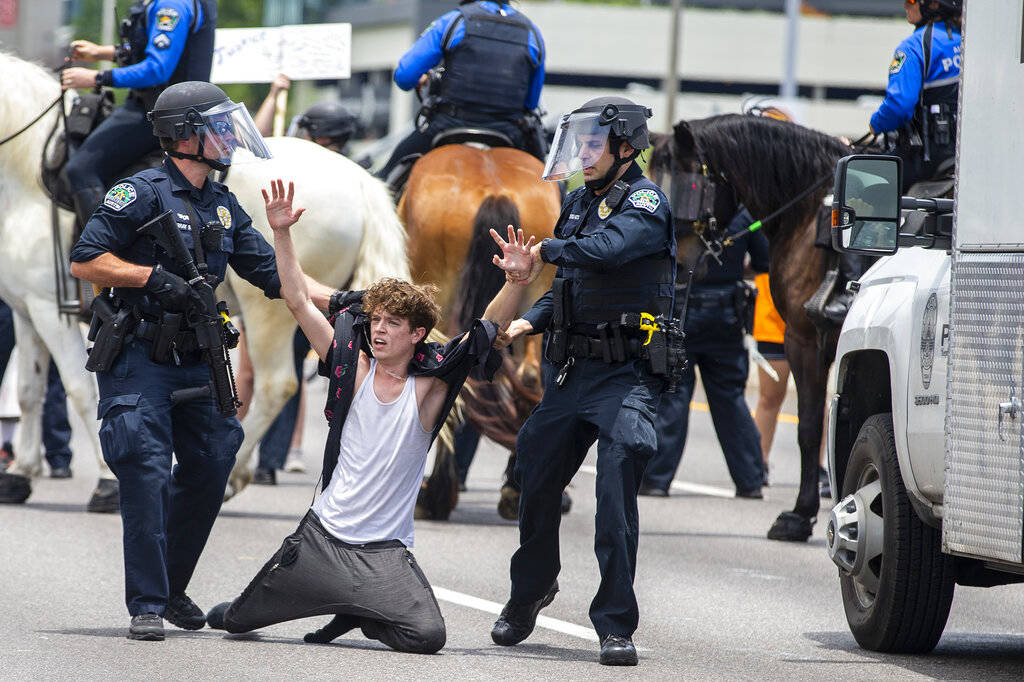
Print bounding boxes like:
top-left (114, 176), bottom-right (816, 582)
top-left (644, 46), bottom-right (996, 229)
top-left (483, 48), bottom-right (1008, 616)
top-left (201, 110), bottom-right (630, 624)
top-left (42, 360), bottom-right (73, 478)
top-left (0, 299), bottom-right (14, 467)
top-left (284, 332), bottom-right (312, 473)
top-left (753, 343), bottom-right (790, 486)
top-left (255, 330), bottom-right (309, 485)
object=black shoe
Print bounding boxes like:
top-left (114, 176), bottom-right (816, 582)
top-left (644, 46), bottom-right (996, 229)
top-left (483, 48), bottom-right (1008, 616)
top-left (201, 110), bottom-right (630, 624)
top-left (736, 487), bottom-right (763, 499)
top-left (253, 468), bottom-right (277, 485)
top-left (638, 484), bottom-right (668, 498)
top-left (128, 613), bottom-right (164, 641)
top-left (206, 602), bottom-right (230, 630)
top-left (304, 614), bottom-right (361, 644)
top-left (561, 490), bottom-right (572, 514)
top-left (767, 511), bottom-right (815, 542)
top-left (49, 466), bottom-right (72, 479)
top-left (164, 593), bottom-right (206, 630)
top-left (491, 581), bottom-right (559, 646)
top-left (599, 634), bottom-right (638, 666)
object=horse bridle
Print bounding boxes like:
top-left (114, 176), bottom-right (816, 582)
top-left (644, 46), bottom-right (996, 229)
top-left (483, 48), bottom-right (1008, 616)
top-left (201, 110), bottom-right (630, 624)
top-left (0, 93), bottom-right (65, 147)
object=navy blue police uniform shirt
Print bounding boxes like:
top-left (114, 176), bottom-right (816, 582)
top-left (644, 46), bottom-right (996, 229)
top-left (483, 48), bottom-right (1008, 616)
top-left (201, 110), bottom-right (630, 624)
top-left (694, 208), bottom-right (770, 287)
top-left (522, 163), bottom-right (674, 333)
top-left (70, 158), bottom-right (281, 315)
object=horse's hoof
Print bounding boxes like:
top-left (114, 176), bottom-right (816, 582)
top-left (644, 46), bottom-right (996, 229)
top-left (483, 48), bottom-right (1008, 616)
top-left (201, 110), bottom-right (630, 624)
top-left (560, 490), bottom-right (572, 515)
top-left (0, 471), bottom-right (31, 504)
top-left (86, 478), bottom-right (119, 513)
top-left (498, 485), bottom-right (520, 521)
top-left (767, 511), bottom-right (815, 542)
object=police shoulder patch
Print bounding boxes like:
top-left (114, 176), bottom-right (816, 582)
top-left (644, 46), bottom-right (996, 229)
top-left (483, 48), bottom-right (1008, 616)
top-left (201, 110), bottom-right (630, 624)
top-left (104, 182), bottom-right (137, 211)
top-left (153, 33), bottom-right (171, 50)
top-left (889, 50), bottom-right (906, 75)
top-left (155, 8), bottom-right (180, 32)
top-left (217, 205), bottom-right (232, 229)
top-left (597, 198), bottom-right (612, 220)
top-left (627, 188), bottom-right (660, 213)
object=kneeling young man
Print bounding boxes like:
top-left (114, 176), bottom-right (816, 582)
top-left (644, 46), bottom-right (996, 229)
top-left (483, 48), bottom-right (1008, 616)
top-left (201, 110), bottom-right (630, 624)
top-left (207, 180), bottom-right (536, 653)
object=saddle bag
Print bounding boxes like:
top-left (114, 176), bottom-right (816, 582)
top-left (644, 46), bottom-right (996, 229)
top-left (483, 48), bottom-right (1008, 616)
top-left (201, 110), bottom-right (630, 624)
top-left (66, 89), bottom-right (115, 143)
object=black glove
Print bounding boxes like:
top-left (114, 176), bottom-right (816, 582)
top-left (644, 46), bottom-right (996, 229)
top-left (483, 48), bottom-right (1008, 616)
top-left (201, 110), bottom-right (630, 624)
top-left (145, 264), bottom-right (192, 312)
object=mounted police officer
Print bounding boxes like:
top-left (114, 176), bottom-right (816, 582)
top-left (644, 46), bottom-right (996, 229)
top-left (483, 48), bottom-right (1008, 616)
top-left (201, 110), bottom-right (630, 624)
top-left (490, 96), bottom-right (676, 666)
top-left (376, 0), bottom-right (546, 183)
top-left (69, 81), bottom-right (333, 642)
top-left (870, 0), bottom-right (961, 192)
top-left (61, 0), bottom-right (216, 231)
top-left (640, 206), bottom-right (769, 499)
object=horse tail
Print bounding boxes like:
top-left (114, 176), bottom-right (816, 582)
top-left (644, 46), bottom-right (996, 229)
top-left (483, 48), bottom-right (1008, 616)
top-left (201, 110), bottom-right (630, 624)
top-left (450, 194), bottom-right (521, 332)
top-left (349, 174), bottom-right (411, 289)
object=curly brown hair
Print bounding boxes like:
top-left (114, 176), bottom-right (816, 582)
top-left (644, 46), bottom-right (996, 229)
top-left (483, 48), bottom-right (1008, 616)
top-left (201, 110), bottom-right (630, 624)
top-left (362, 278), bottom-right (441, 335)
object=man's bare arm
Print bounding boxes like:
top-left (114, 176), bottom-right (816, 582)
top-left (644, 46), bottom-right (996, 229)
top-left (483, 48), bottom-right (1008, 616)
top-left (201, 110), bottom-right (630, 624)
top-left (263, 179), bottom-right (333, 361)
top-left (70, 253), bottom-right (152, 288)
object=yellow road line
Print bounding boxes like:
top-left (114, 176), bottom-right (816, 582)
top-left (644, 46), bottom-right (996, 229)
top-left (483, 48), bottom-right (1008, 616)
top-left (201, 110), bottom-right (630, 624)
top-left (690, 401), bottom-right (800, 425)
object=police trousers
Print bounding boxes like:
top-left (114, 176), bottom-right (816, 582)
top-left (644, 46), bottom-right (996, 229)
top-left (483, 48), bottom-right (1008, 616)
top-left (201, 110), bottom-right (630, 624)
top-left (97, 338), bottom-right (243, 616)
top-left (511, 357), bottom-right (661, 638)
top-left (222, 510), bottom-right (446, 654)
top-left (65, 97), bottom-right (159, 196)
top-left (643, 298), bottom-right (765, 493)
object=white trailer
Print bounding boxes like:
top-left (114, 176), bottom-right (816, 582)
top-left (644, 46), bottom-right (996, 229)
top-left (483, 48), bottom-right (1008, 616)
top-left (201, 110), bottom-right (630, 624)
top-left (823, 0), bottom-right (1024, 654)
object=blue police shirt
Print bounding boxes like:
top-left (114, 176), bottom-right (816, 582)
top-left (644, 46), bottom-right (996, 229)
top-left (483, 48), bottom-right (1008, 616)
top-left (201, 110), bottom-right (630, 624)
top-left (523, 163), bottom-right (674, 332)
top-left (870, 21), bottom-right (961, 134)
top-left (394, 0), bottom-right (545, 110)
top-left (112, 0), bottom-right (203, 90)
top-left (694, 208), bottom-right (770, 287)
top-left (70, 158), bottom-right (281, 313)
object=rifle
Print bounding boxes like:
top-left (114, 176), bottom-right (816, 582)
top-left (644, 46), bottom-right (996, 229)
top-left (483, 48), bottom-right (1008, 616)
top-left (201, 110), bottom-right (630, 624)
top-left (137, 210), bottom-right (241, 417)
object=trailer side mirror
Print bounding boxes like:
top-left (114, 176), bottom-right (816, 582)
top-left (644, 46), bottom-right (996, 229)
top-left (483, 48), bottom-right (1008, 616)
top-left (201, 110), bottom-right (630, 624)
top-left (831, 155), bottom-right (902, 256)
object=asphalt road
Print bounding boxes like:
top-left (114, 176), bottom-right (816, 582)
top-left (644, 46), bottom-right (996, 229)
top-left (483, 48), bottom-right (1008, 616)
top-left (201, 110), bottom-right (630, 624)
top-left (3, 376), bottom-right (1024, 680)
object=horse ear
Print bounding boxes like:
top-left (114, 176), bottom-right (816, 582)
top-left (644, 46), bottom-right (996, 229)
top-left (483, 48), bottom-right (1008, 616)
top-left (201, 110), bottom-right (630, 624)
top-left (673, 120), bottom-right (697, 159)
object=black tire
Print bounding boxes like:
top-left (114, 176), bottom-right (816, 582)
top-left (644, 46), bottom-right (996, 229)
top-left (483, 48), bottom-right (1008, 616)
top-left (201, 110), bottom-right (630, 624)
top-left (839, 413), bottom-right (955, 653)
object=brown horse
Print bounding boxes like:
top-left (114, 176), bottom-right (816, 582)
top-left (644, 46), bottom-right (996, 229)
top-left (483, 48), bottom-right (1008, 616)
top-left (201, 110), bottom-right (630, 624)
top-left (649, 114), bottom-right (850, 541)
top-left (398, 144), bottom-right (561, 519)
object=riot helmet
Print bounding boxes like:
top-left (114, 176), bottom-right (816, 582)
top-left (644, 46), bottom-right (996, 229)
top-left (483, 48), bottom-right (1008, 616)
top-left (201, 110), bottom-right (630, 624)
top-left (918, 0), bottom-right (961, 22)
top-left (148, 81), bottom-right (271, 171)
top-left (542, 96), bottom-right (652, 191)
top-left (292, 100), bottom-right (360, 151)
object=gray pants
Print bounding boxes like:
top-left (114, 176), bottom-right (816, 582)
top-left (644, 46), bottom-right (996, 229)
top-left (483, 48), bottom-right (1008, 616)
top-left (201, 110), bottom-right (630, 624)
top-left (223, 511), bottom-right (446, 654)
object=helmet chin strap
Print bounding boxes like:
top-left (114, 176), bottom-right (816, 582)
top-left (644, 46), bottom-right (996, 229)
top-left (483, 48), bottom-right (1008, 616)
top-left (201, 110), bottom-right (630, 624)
top-left (585, 143), bottom-right (636, 192)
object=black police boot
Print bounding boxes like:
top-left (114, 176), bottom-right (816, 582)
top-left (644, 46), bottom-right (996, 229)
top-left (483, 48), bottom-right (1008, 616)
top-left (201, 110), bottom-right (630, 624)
top-left (164, 593), bottom-right (206, 630)
top-left (206, 602), bottom-right (231, 630)
top-left (735, 486), bottom-right (763, 499)
top-left (253, 468), bottom-right (277, 485)
top-left (638, 484), bottom-right (669, 498)
top-left (50, 466), bottom-right (72, 479)
top-left (491, 581), bottom-right (558, 646)
top-left (599, 634), bottom-right (638, 666)
top-left (766, 511), bottom-right (815, 542)
top-left (128, 613), bottom-right (165, 641)
top-left (304, 614), bottom-right (361, 644)
top-left (71, 187), bottom-right (106, 232)
top-left (86, 478), bottom-right (119, 514)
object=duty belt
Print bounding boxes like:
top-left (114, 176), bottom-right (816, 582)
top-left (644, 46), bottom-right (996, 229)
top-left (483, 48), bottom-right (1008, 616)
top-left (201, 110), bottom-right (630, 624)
top-left (133, 318), bottom-right (199, 353)
top-left (568, 333), bottom-right (644, 362)
top-left (687, 291), bottom-right (733, 310)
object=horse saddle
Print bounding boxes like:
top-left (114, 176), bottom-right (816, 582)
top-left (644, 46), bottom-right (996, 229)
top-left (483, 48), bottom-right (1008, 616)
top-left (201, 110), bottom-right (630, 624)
top-left (907, 158), bottom-right (955, 200)
top-left (431, 127), bottom-right (514, 150)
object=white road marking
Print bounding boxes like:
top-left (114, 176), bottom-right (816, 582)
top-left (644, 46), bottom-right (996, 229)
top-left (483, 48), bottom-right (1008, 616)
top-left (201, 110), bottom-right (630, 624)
top-left (432, 587), bottom-right (599, 642)
top-left (577, 465), bottom-right (735, 498)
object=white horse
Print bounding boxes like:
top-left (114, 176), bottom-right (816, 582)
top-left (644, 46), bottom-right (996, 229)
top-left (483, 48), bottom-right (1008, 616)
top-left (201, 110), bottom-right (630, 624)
top-left (0, 50), bottom-right (410, 508)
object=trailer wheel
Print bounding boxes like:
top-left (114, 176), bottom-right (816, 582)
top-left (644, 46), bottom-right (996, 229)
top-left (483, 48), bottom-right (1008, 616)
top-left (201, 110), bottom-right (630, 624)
top-left (831, 413), bottom-right (955, 653)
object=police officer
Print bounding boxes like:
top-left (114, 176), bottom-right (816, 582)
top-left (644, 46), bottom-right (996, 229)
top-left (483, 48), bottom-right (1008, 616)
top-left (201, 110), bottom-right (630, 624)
top-left (490, 97), bottom-right (674, 666)
top-left (68, 81), bottom-right (332, 641)
top-left (61, 0), bottom-right (216, 231)
top-left (870, 0), bottom-right (961, 192)
top-left (640, 207), bottom-right (769, 499)
top-left (376, 0), bottom-right (546, 181)
top-left (253, 75), bottom-right (362, 156)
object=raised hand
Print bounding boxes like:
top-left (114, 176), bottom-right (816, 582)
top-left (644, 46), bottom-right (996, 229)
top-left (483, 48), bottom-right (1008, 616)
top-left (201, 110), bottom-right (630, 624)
top-left (490, 224), bottom-right (540, 284)
top-left (262, 179), bottom-right (306, 232)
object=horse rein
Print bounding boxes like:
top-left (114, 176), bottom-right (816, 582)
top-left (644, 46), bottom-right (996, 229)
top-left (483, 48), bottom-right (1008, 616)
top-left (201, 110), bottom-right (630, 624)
top-left (0, 93), bottom-right (65, 147)
top-left (720, 171), bottom-right (834, 248)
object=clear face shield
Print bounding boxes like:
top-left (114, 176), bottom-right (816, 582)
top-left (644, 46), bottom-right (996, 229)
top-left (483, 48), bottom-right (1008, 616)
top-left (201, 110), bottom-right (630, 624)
top-left (541, 112), bottom-right (609, 182)
top-left (198, 100), bottom-right (272, 166)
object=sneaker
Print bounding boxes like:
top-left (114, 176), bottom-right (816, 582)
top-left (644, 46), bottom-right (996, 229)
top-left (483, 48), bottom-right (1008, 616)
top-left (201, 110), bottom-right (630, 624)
top-left (283, 447), bottom-right (306, 473)
top-left (164, 593), bottom-right (206, 630)
top-left (128, 613), bottom-right (164, 641)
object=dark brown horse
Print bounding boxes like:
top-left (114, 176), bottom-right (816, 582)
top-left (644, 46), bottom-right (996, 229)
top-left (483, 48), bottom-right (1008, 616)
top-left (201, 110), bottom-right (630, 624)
top-left (649, 114), bottom-right (850, 541)
top-left (398, 144), bottom-right (560, 519)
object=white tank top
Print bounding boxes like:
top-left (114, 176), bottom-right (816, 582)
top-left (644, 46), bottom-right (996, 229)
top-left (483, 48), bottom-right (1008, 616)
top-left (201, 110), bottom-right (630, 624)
top-left (313, 360), bottom-right (432, 547)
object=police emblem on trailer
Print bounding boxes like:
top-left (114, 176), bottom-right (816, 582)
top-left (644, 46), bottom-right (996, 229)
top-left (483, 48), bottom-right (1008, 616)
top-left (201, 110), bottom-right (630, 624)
top-left (103, 182), bottom-right (137, 211)
top-left (217, 206), bottom-right (232, 229)
top-left (627, 189), bottom-right (660, 213)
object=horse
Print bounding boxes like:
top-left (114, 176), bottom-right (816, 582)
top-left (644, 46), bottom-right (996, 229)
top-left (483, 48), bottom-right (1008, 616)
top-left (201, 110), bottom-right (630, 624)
top-left (648, 113), bottom-right (850, 541)
top-left (398, 144), bottom-right (560, 520)
top-left (0, 50), bottom-right (410, 509)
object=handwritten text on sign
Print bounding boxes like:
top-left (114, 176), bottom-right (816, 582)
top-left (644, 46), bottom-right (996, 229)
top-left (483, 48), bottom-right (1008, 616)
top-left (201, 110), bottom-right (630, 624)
top-left (211, 23), bottom-right (352, 84)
